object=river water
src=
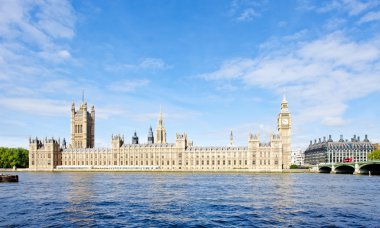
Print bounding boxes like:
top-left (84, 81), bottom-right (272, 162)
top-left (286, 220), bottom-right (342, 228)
top-left (0, 172), bottom-right (379, 227)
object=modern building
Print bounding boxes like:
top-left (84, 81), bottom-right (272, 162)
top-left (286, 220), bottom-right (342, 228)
top-left (29, 97), bottom-right (292, 172)
top-left (304, 135), bottom-right (375, 165)
top-left (291, 150), bottom-right (304, 166)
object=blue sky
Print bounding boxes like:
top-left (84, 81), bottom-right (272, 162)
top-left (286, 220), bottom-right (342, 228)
top-left (1, 0), bottom-right (380, 150)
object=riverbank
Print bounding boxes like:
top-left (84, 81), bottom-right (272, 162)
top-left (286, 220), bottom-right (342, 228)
top-left (1, 168), bottom-right (312, 173)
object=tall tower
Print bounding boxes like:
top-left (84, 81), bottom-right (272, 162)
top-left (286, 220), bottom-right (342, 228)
top-left (70, 96), bottom-right (95, 148)
top-left (156, 109), bottom-right (166, 144)
top-left (278, 96), bottom-right (291, 169)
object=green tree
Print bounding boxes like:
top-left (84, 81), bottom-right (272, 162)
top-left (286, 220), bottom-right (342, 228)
top-left (0, 147), bottom-right (29, 168)
top-left (368, 150), bottom-right (380, 161)
top-left (290, 164), bottom-right (299, 169)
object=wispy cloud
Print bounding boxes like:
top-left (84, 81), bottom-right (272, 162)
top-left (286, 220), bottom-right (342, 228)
top-left (0, 0), bottom-right (77, 94)
top-left (104, 58), bottom-right (170, 72)
top-left (299, 0), bottom-right (379, 16)
top-left (0, 97), bottom-right (68, 116)
top-left (107, 79), bottom-right (150, 93)
top-left (229, 0), bottom-right (263, 22)
top-left (200, 32), bottom-right (380, 127)
top-left (359, 10), bottom-right (380, 23)
top-left (237, 8), bottom-right (259, 21)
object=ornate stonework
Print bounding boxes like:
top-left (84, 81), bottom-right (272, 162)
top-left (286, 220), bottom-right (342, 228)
top-left (29, 98), bottom-right (292, 172)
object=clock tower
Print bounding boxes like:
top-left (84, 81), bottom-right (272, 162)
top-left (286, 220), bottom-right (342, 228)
top-left (278, 96), bottom-right (291, 169)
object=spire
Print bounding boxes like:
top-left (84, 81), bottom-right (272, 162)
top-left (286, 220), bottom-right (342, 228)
top-left (82, 90), bottom-right (84, 103)
top-left (280, 95), bottom-right (289, 113)
top-left (282, 94), bottom-right (287, 104)
top-left (230, 130), bottom-right (234, 146)
top-left (156, 107), bottom-right (166, 144)
top-left (158, 106), bottom-right (163, 127)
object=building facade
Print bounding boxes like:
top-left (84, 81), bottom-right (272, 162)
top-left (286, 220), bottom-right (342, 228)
top-left (291, 150), bottom-right (305, 166)
top-left (304, 135), bottom-right (375, 165)
top-left (29, 97), bottom-right (292, 171)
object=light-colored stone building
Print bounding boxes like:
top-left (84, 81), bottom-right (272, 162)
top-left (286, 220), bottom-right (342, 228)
top-left (291, 150), bottom-right (305, 166)
top-left (29, 97), bottom-right (292, 172)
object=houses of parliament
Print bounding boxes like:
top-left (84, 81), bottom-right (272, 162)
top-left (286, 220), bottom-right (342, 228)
top-left (29, 97), bottom-right (292, 172)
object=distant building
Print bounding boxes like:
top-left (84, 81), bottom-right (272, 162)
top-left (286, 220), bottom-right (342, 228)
top-left (304, 135), bottom-right (375, 165)
top-left (291, 150), bottom-right (304, 166)
top-left (29, 97), bottom-right (292, 171)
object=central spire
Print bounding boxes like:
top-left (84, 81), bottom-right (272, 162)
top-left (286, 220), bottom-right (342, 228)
top-left (156, 107), bottom-right (166, 144)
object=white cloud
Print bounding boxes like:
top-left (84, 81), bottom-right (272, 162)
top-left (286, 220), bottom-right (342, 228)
top-left (237, 8), bottom-right (259, 21)
top-left (0, 0), bottom-right (76, 83)
top-left (305, 0), bottom-right (379, 16)
top-left (201, 32), bottom-right (380, 127)
top-left (57, 50), bottom-right (71, 59)
top-left (359, 10), bottom-right (380, 23)
top-left (104, 58), bottom-right (170, 72)
top-left (0, 97), bottom-right (68, 116)
top-left (107, 79), bottom-right (150, 93)
top-left (229, 0), bottom-right (263, 22)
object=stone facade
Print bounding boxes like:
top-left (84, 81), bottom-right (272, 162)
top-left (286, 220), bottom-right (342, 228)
top-left (28, 137), bottom-right (62, 171)
top-left (70, 100), bottom-right (95, 148)
top-left (29, 97), bottom-right (292, 172)
top-left (304, 135), bottom-right (374, 165)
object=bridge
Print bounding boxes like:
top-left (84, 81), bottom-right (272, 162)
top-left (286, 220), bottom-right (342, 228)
top-left (317, 161), bottom-right (380, 175)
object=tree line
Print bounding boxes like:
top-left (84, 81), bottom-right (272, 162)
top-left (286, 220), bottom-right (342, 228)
top-left (0, 147), bottom-right (29, 168)
top-left (368, 149), bottom-right (380, 160)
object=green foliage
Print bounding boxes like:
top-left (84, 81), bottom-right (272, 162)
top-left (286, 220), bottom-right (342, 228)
top-left (368, 150), bottom-right (380, 161)
top-left (0, 147), bottom-right (29, 168)
top-left (290, 164), bottom-right (298, 169)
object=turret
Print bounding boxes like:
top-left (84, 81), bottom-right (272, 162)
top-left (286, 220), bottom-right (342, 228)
top-left (112, 134), bottom-right (124, 148)
top-left (148, 126), bottom-right (154, 144)
top-left (229, 130), bottom-right (234, 146)
top-left (132, 131), bottom-right (139, 144)
top-left (175, 132), bottom-right (187, 148)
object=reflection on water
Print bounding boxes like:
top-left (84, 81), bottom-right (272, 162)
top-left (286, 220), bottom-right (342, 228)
top-left (0, 172), bottom-right (379, 227)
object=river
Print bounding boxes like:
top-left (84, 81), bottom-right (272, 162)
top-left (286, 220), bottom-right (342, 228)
top-left (0, 172), bottom-right (379, 227)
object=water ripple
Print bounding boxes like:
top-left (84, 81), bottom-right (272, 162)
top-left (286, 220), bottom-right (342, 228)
top-left (0, 173), bottom-right (380, 227)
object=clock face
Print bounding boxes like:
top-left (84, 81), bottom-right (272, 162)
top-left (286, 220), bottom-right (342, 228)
top-left (282, 119), bottom-right (289, 125)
